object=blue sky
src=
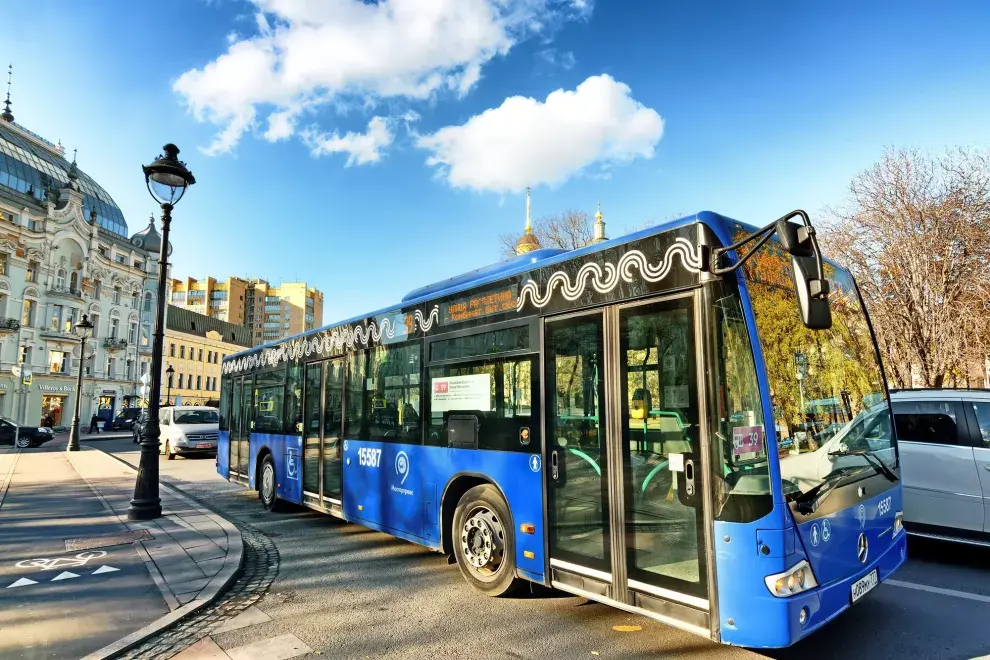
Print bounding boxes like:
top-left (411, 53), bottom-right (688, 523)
top-left (4, 1), bottom-right (989, 325)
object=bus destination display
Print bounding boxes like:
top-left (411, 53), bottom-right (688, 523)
top-left (441, 285), bottom-right (518, 324)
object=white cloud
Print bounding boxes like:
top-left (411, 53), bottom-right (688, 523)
top-left (302, 116), bottom-right (395, 166)
top-left (175, 0), bottom-right (588, 157)
top-left (416, 74), bottom-right (664, 192)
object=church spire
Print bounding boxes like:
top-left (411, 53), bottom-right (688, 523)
top-left (2, 64), bottom-right (13, 123)
top-left (592, 201), bottom-right (607, 244)
top-left (515, 185), bottom-right (541, 255)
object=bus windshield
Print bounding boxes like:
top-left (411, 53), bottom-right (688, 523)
top-left (742, 239), bottom-right (896, 500)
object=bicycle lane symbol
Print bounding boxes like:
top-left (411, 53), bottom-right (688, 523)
top-left (14, 550), bottom-right (108, 572)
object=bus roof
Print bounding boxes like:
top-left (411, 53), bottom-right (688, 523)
top-left (223, 210), bottom-right (742, 363)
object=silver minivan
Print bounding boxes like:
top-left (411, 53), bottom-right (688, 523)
top-left (891, 389), bottom-right (990, 544)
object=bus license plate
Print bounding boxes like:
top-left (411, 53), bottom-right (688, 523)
top-left (851, 569), bottom-right (878, 603)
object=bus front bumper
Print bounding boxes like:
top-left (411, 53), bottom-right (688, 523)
top-left (722, 530), bottom-right (907, 648)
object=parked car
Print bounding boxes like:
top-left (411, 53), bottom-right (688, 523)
top-left (159, 406), bottom-right (219, 460)
top-left (0, 417), bottom-right (55, 448)
top-left (109, 407), bottom-right (142, 431)
top-left (891, 388), bottom-right (990, 544)
top-left (132, 409), bottom-right (149, 443)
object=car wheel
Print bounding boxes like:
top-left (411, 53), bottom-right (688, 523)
top-left (259, 455), bottom-right (284, 512)
top-left (15, 436), bottom-right (30, 449)
top-left (165, 440), bottom-right (175, 460)
top-left (452, 484), bottom-right (523, 597)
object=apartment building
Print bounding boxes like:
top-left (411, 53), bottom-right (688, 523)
top-left (163, 305), bottom-right (251, 406)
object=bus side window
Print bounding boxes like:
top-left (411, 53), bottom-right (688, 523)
top-left (426, 355), bottom-right (539, 453)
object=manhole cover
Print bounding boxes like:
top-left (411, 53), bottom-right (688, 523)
top-left (64, 529), bottom-right (154, 551)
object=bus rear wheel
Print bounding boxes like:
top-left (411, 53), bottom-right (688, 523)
top-left (452, 484), bottom-right (523, 597)
top-left (259, 455), bottom-right (284, 512)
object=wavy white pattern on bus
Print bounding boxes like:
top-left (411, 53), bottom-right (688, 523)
top-left (222, 306), bottom-right (440, 374)
top-left (515, 238), bottom-right (703, 311)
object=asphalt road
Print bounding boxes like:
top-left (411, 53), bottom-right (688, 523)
top-left (90, 437), bottom-right (990, 660)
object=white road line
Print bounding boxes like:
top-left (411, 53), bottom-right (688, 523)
top-left (886, 579), bottom-right (990, 604)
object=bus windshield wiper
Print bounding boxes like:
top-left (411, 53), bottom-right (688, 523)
top-left (828, 449), bottom-right (899, 482)
top-left (789, 467), bottom-right (869, 515)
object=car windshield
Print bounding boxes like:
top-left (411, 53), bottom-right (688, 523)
top-left (174, 410), bottom-right (219, 425)
top-left (740, 232), bottom-right (897, 499)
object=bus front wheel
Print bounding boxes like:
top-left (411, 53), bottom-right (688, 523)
top-left (259, 455), bottom-right (284, 512)
top-left (452, 484), bottom-right (523, 597)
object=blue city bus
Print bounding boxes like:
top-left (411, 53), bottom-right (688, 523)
top-left (218, 210), bottom-right (904, 648)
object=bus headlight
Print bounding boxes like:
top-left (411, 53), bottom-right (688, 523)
top-left (764, 560), bottom-right (818, 597)
top-left (893, 511), bottom-right (903, 536)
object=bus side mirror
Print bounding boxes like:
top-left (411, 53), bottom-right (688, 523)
top-left (775, 218), bottom-right (815, 257)
top-left (791, 255), bottom-right (832, 330)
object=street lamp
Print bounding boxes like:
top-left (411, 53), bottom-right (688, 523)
top-left (165, 364), bottom-right (175, 406)
top-left (67, 314), bottom-right (95, 452)
top-left (128, 144), bottom-right (195, 522)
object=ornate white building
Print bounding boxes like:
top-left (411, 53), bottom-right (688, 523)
top-left (0, 89), bottom-right (162, 428)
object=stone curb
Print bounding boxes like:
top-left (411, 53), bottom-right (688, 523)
top-left (74, 448), bottom-right (244, 660)
top-left (0, 447), bottom-right (21, 511)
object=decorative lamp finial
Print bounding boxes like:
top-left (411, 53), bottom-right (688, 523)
top-left (2, 63), bottom-right (14, 123)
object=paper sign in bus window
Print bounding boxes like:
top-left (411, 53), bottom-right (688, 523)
top-left (732, 425), bottom-right (764, 460)
top-left (664, 385), bottom-right (689, 409)
top-left (431, 374), bottom-right (492, 413)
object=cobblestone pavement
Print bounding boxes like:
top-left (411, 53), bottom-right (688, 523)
top-left (119, 524), bottom-right (279, 659)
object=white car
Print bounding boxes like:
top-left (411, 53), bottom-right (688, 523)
top-left (891, 389), bottom-right (990, 544)
top-left (159, 406), bottom-right (220, 460)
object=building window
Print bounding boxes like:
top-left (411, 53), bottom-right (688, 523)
top-left (198, 348), bottom-right (203, 361)
top-left (113, 287), bottom-right (121, 304)
top-left (90, 314), bottom-right (100, 336)
top-left (169, 343), bottom-right (175, 357)
top-left (51, 304), bottom-right (63, 331)
top-left (141, 325), bottom-right (150, 347)
top-left (19, 345), bottom-right (31, 365)
top-left (143, 293), bottom-right (152, 313)
top-left (69, 271), bottom-right (79, 292)
top-left (135, 261), bottom-right (143, 270)
top-left (94, 281), bottom-right (101, 300)
top-left (109, 317), bottom-right (119, 337)
top-left (128, 323), bottom-right (137, 344)
top-left (21, 299), bottom-right (35, 327)
top-left (177, 373), bottom-right (184, 389)
top-left (126, 359), bottom-right (134, 380)
top-left (180, 345), bottom-right (185, 359)
top-left (196, 375), bottom-right (201, 390)
top-left (56, 268), bottom-right (66, 290)
top-left (63, 307), bottom-right (76, 333)
top-left (26, 261), bottom-right (38, 283)
top-left (0, 253), bottom-right (7, 276)
top-left (132, 292), bottom-right (139, 307)
top-left (106, 356), bottom-right (113, 377)
top-left (115, 254), bottom-right (127, 265)
top-left (49, 350), bottom-right (68, 374)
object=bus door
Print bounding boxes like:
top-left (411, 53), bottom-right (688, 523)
top-left (302, 359), bottom-right (345, 510)
top-left (544, 293), bottom-right (712, 636)
top-left (229, 375), bottom-right (252, 483)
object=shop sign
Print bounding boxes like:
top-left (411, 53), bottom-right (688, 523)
top-left (39, 385), bottom-right (74, 393)
top-left (102, 390), bottom-right (116, 395)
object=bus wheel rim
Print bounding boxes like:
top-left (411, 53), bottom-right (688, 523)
top-left (263, 464), bottom-right (274, 501)
top-left (461, 506), bottom-right (505, 579)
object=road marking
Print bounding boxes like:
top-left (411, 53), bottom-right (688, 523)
top-left (15, 550), bottom-right (107, 571)
top-left (886, 579), bottom-right (990, 604)
top-left (92, 565), bottom-right (120, 575)
top-left (6, 577), bottom-right (37, 588)
top-left (51, 571), bottom-right (80, 581)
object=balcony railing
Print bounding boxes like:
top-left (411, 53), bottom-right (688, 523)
top-left (47, 285), bottom-right (84, 300)
top-left (103, 338), bottom-right (128, 351)
top-left (0, 317), bottom-right (20, 332)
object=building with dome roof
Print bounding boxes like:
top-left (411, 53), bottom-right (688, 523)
top-left (0, 75), bottom-right (164, 429)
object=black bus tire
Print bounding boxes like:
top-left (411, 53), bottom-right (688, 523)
top-left (259, 454), bottom-right (284, 512)
top-left (452, 484), bottom-right (523, 597)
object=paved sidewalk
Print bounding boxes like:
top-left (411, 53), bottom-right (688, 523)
top-left (67, 447), bottom-right (243, 659)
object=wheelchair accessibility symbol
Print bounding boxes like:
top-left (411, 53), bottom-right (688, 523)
top-left (286, 453), bottom-right (298, 480)
top-left (529, 455), bottom-right (541, 473)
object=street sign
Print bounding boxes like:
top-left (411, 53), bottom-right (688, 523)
top-left (138, 385), bottom-right (149, 398)
top-left (22, 373), bottom-right (32, 386)
top-left (11, 365), bottom-right (20, 377)
top-left (140, 373), bottom-right (151, 386)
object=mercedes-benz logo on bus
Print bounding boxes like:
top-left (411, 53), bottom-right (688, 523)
top-left (857, 533), bottom-right (869, 564)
